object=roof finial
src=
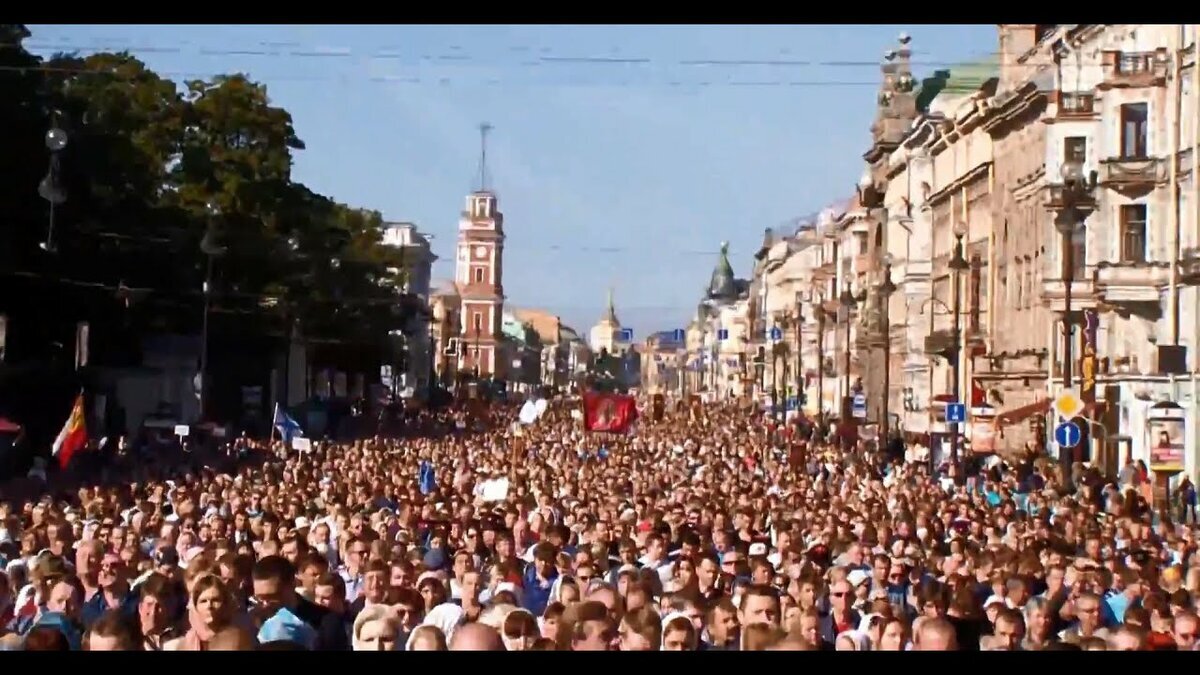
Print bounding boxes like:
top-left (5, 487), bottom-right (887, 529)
top-left (477, 122), bottom-right (493, 191)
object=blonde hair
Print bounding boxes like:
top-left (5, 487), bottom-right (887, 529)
top-left (352, 605), bottom-right (400, 650)
top-left (405, 625), bottom-right (447, 651)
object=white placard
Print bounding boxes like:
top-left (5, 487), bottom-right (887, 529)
top-left (480, 477), bottom-right (510, 503)
top-left (292, 437), bottom-right (312, 452)
top-left (174, 425), bottom-right (190, 438)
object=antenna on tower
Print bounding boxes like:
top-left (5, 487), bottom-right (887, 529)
top-left (477, 122), bottom-right (493, 191)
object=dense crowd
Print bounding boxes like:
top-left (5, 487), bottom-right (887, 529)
top-left (1, 397), bottom-right (1198, 651)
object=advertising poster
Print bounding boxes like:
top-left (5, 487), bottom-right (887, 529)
top-left (1148, 404), bottom-right (1186, 473)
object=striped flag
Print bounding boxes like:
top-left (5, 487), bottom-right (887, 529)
top-left (52, 392), bottom-right (87, 469)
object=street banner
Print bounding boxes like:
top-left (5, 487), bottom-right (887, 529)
top-left (582, 391), bottom-right (638, 433)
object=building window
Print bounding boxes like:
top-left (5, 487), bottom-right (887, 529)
top-left (473, 267), bottom-right (484, 284)
top-left (968, 255), bottom-right (982, 334)
top-left (473, 197), bottom-right (490, 219)
top-left (473, 312), bottom-right (483, 334)
top-left (1119, 204), bottom-right (1148, 263)
top-left (1119, 103), bottom-right (1149, 159)
top-left (1064, 136), bottom-right (1087, 165)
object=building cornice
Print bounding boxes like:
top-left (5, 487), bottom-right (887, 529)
top-left (926, 162), bottom-right (993, 206)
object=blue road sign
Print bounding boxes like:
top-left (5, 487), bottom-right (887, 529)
top-left (1054, 421), bottom-right (1081, 448)
top-left (769, 326), bottom-right (783, 341)
top-left (786, 397), bottom-right (799, 411)
top-left (717, 328), bottom-right (729, 341)
top-left (672, 328), bottom-right (685, 342)
top-left (618, 327), bottom-right (633, 342)
top-left (946, 402), bottom-right (967, 423)
top-left (852, 393), bottom-right (868, 418)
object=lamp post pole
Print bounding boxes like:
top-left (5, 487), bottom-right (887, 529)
top-left (948, 226), bottom-right (969, 468)
top-left (878, 260), bottom-right (897, 441)
top-left (839, 283), bottom-right (857, 440)
top-left (1054, 159), bottom-right (1097, 483)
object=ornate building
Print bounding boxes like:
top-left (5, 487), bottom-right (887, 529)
top-left (686, 243), bottom-right (752, 399)
top-left (454, 188), bottom-right (506, 380)
top-left (588, 289), bottom-right (628, 356)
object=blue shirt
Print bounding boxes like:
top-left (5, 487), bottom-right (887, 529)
top-left (80, 589), bottom-right (139, 629)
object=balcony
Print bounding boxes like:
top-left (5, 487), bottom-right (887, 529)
top-left (1041, 278), bottom-right (1098, 313)
top-left (1098, 156), bottom-right (1166, 195)
top-left (1056, 91), bottom-right (1096, 118)
top-left (1094, 261), bottom-right (1170, 304)
top-left (1099, 50), bottom-right (1170, 90)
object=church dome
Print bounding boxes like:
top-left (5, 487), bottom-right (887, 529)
top-left (706, 242), bottom-right (737, 301)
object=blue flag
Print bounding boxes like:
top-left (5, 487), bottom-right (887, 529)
top-left (272, 403), bottom-right (304, 443)
top-left (419, 460), bottom-right (436, 495)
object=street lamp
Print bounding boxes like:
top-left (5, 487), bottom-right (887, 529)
top-left (197, 203), bottom-right (227, 422)
top-left (816, 292), bottom-right (827, 422)
top-left (839, 282), bottom-right (857, 422)
top-left (794, 292), bottom-right (804, 415)
top-left (38, 118), bottom-right (69, 252)
top-left (877, 254), bottom-right (898, 439)
top-left (948, 222), bottom-right (970, 467)
top-left (1054, 157), bottom-right (1098, 479)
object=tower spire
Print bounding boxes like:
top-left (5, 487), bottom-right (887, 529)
top-left (477, 122), bottom-right (493, 191)
top-left (603, 287), bottom-right (619, 324)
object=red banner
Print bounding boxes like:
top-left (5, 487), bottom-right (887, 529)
top-left (582, 392), bottom-right (638, 433)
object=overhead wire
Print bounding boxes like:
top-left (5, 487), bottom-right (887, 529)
top-left (0, 35), bottom-right (1095, 90)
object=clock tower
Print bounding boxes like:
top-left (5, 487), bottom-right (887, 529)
top-left (455, 123), bottom-right (505, 379)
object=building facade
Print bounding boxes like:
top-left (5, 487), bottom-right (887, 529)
top-left (381, 221), bottom-right (437, 394)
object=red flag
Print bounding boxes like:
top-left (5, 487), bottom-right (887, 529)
top-left (971, 379), bottom-right (987, 407)
top-left (52, 393), bottom-right (87, 469)
top-left (582, 391), bottom-right (638, 433)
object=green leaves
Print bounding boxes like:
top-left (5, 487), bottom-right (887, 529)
top-left (0, 26), bottom-right (413, 347)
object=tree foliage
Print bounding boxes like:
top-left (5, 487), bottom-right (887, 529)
top-left (0, 26), bottom-right (408, 353)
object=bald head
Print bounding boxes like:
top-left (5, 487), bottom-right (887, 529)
top-left (449, 623), bottom-right (506, 651)
top-left (916, 618), bottom-right (958, 651)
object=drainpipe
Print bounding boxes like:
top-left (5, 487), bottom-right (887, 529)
top-left (1170, 25), bottom-right (1183, 349)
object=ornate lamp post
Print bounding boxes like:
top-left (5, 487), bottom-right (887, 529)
top-left (38, 117), bottom-right (68, 252)
top-left (1054, 157), bottom-right (1098, 480)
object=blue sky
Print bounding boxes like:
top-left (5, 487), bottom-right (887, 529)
top-left (26, 24), bottom-right (995, 340)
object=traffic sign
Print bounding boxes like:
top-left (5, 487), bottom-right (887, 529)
top-left (852, 393), bottom-right (867, 419)
top-left (717, 328), bottom-right (729, 341)
top-left (769, 326), bottom-right (783, 342)
top-left (618, 327), bottom-right (634, 342)
top-left (672, 328), bottom-right (685, 342)
top-left (1054, 421), bottom-right (1081, 448)
top-left (946, 402), bottom-right (967, 424)
top-left (786, 397), bottom-right (799, 411)
top-left (1053, 389), bottom-right (1083, 420)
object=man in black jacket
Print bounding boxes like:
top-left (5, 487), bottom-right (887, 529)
top-left (251, 555), bottom-right (350, 651)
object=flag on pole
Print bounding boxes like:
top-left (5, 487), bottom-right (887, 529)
top-left (52, 393), bottom-right (87, 469)
top-left (272, 403), bottom-right (304, 443)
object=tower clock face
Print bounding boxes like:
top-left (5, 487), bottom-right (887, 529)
top-left (474, 245), bottom-right (487, 259)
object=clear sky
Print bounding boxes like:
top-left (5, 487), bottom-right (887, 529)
top-left (26, 24), bottom-right (995, 340)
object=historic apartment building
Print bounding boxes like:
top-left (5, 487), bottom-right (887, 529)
top-left (738, 25), bottom-right (1200, 483)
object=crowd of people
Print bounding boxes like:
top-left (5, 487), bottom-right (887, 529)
top-left (0, 395), bottom-right (1198, 652)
